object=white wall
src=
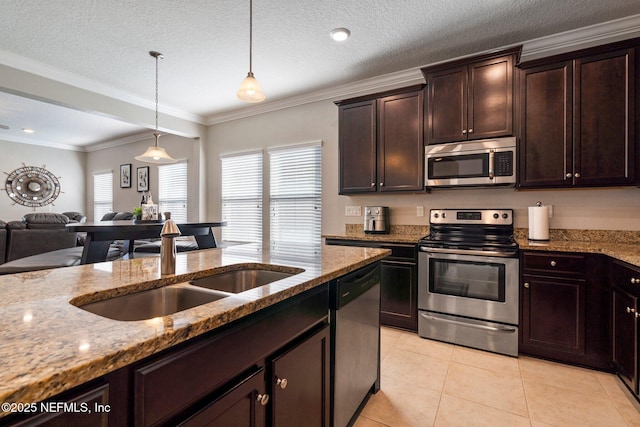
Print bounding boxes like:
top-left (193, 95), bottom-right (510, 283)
top-left (207, 99), bottom-right (640, 234)
top-left (86, 133), bottom-right (202, 222)
top-left (0, 140), bottom-right (85, 220)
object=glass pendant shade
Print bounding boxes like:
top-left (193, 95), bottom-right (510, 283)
top-left (236, 72), bottom-right (265, 103)
top-left (135, 133), bottom-right (177, 164)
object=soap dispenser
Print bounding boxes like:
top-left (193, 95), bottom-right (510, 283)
top-left (160, 212), bottom-right (181, 275)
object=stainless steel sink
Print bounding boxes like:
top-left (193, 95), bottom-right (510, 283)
top-left (189, 268), bottom-right (302, 293)
top-left (76, 284), bottom-right (229, 321)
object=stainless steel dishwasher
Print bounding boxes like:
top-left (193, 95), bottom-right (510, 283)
top-left (331, 262), bottom-right (381, 427)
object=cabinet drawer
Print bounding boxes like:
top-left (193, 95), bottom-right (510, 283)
top-left (521, 251), bottom-right (586, 277)
top-left (381, 244), bottom-right (417, 262)
top-left (611, 260), bottom-right (640, 296)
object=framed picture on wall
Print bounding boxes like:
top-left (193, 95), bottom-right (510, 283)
top-left (120, 163), bottom-right (132, 188)
top-left (136, 166), bottom-right (149, 192)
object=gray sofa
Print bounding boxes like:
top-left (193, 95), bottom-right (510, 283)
top-left (4, 213), bottom-right (80, 263)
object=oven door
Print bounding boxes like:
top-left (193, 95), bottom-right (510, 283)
top-left (418, 250), bottom-right (519, 325)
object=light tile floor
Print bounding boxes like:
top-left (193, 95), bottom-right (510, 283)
top-left (355, 327), bottom-right (640, 427)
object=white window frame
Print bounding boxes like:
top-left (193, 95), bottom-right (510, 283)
top-left (220, 151), bottom-right (263, 245)
top-left (158, 161), bottom-right (188, 222)
top-left (268, 141), bottom-right (322, 257)
top-left (93, 170), bottom-right (113, 221)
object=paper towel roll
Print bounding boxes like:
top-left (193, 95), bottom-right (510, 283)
top-left (528, 205), bottom-right (550, 241)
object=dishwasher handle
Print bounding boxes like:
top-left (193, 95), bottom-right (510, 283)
top-left (334, 262), bottom-right (381, 309)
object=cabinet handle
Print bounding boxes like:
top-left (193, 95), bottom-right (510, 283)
top-left (256, 393), bottom-right (270, 406)
top-left (462, 129), bottom-right (467, 134)
top-left (550, 260), bottom-right (557, 267)
top-left (566, 173), bottom-right (572, 178)
top-left (379, 182), bottom-right (384, 187)
top-left (626, 307), bottom-right (637, 314)
top-left (631, 278), bottom-right (640, 284)
top-left (371, 182), bottom-right (375, 187)
top-left (468, 129), bottom-right (473, 133)
top-left (574, 172), bottom-right (580, 178)
top-left (276, 377), bottom-right (288, 389)
top-left (524, 282), bottom-right (530, 288)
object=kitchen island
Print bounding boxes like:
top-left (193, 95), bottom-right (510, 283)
top-left (0, 243), bottom-right (389, 425)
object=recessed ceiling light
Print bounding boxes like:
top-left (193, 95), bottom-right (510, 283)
top-left (330, 28), bottom-right (351, 42)
top-left (0, 124), bottom-right (9, 130)
top-left (22, 128), bottom-right (35, 133)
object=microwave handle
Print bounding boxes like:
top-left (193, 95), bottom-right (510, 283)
top-left (488, 149), bottom-right (495, 180)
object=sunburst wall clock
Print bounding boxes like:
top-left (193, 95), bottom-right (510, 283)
top-left (3, 164), bottom-right (62, 208)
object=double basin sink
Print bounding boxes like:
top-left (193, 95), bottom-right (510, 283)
top-left (75, 266), bottom-right (303, 321)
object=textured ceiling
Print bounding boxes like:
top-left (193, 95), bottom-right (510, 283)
top-left (0, 0), bottom-right (639, 147)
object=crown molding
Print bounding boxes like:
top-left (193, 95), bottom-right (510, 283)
top-left (206, 68), bottom-right (425, 125)
top-left (0, 49), bottom-right (206, 125)
top-left (521, 14), bottom-right (640, 62)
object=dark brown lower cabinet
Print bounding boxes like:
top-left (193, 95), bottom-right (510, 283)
top-left (325, 239), bottom-right (417, 331)
top-left (520, 251), bottom-right (611, 370)
top-left (7, 383), bottom-right (110, 427)
top-left (271, 326), bottom-right (330, 427)
top-left (179, 368), bottom-right (266, 427)
top-left (521, 274), bottom-right (586, 356)
top-left (612, 288), bottom-right (638, 395)
top-left (610, 259), bottom-right (640, 397)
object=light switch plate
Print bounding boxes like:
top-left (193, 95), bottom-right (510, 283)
top-left (417, 206), bottom-right (424, 217)
top-left (345, 206), bottom-right (362, 216)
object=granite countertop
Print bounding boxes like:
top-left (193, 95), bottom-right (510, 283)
top-left (325, 225), bottom-right (640, 268)
top-left (0, 244), bottom-right (390, 408)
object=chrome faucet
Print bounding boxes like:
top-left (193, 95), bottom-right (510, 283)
top-left (160, 212), bottom-right (181, 275)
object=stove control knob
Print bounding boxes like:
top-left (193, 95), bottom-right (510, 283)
top-left (434, 213), bottom-right (439, 219)
top-left (502, 213), bottom-right (509, 219)
top-left (493, 213), bottom-right (499, 219)
top-left (442, 213), bottom-right (446, 218)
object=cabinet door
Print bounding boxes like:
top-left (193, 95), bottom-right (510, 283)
top-left (179, 368), bottom-right (266, 427)
top-left (377, 90), bottom-right (424, 192)
top-left (271, 326), bottom-right (330, 427)
top-left (380, 261), bottom-right (417, 331)
top-left (518, 62), bottom-right (573, 187)
top-left (427, 66), bottom-right (467, 144)
top-left (612, 288), bottom-right (638, 394)
top-left (338, 100), bottom-right (377, 194)
top-left (520, 275), bottom-right (586, 358)
top-left (574, 48), bottom-right (636, 186)
top-left (468, 54), bottom-right (514, 140)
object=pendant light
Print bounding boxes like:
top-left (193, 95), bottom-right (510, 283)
top-left (135, 51), bottom-right (177, 164)
top-left (236, 0), bottom-right (265, 103)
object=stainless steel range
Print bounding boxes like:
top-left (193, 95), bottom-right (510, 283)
top-left (418, 209), bottom-right (519, 356)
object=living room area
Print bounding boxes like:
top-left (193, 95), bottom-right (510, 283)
top-left (0, 128), bottom-right (206, 273)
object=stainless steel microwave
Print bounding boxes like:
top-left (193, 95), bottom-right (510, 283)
top-left (425, 137), bottom-right (516, 188)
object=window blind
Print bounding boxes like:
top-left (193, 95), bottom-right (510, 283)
top-left (269, 143), bottom-right (322, 258)
top-left (158, 162), bottom-right (188, 222)
top-left (93, 171), bottom-right (113, 221)
top-left (221, 152), bottom-right (263, 244)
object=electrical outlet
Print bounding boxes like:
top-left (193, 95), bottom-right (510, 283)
top-left (416, 206), bottom-right (424, 217)
top-left (345, 206), bottom-right (362, 217)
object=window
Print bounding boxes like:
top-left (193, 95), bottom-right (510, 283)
top-left (269, 142), bottom-right (322, 257)
top-left (158, 161), bottom-right (188, 222)
top-left (93, 171), bottom-right (113, 221)
top-left (221, 152), bottom-right (263, 244)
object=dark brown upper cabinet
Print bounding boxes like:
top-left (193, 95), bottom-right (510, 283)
top-left (518, 41), bottom-right (637, 189)
top-left (422, 47), bottom-right (520, 145)
top-left (336, 86), bottom-right (425, 194)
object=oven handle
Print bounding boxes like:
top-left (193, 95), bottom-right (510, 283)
top-left (489, 149), bottom-right (495, 180)
top-left (420, 312), bottom-right (517, 333)
top-left (419, 246), bottom-right (518, 258)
